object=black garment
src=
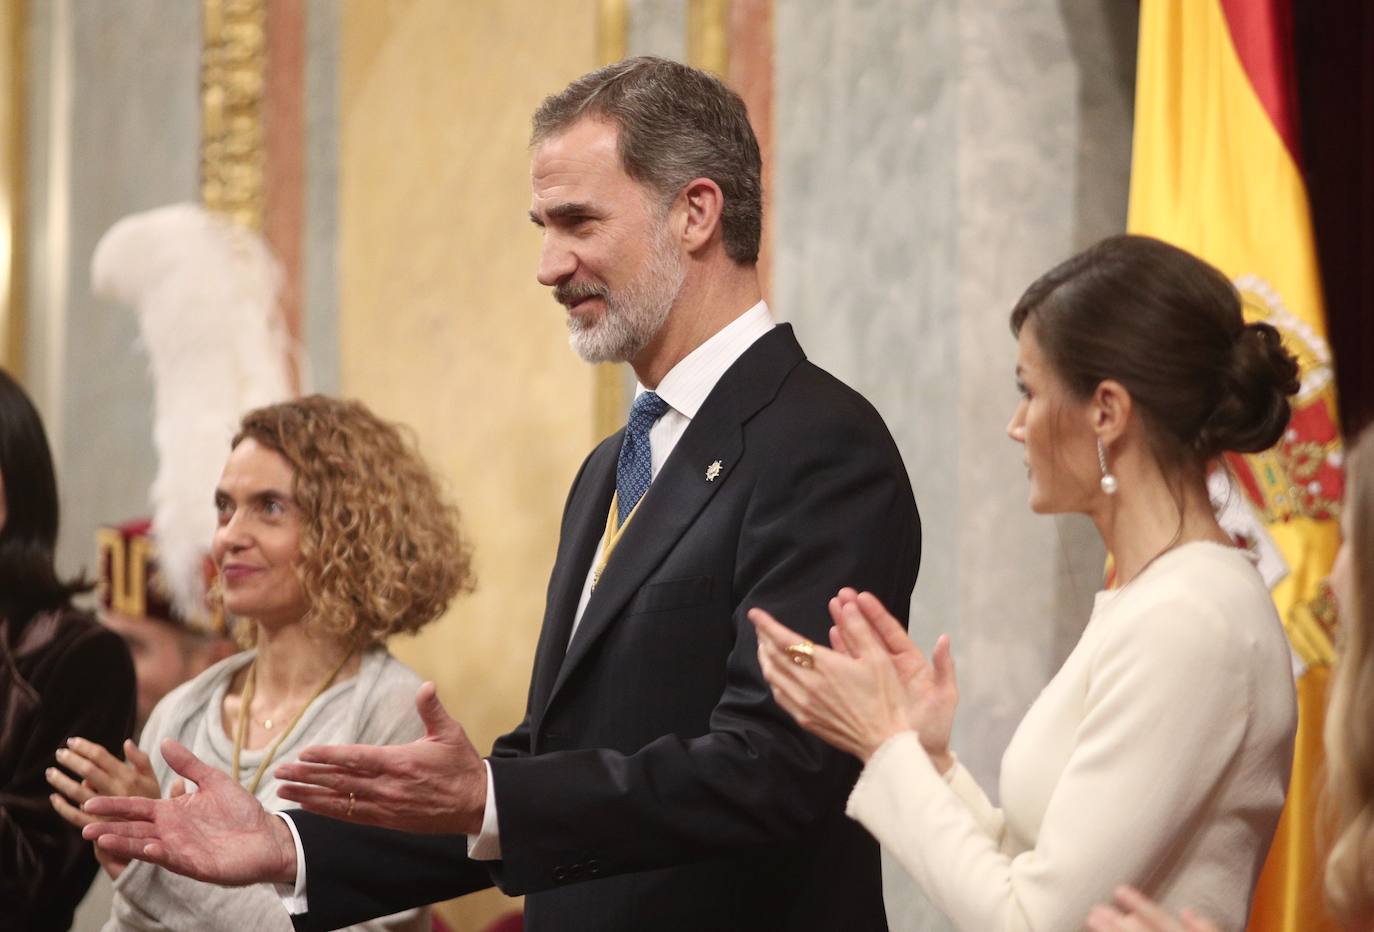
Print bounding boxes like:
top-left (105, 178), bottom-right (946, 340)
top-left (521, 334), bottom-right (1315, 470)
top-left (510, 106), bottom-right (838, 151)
top-left (1, 609), bottom-right (137, 932)
top-left (291, 326), bottom-right (921, 931)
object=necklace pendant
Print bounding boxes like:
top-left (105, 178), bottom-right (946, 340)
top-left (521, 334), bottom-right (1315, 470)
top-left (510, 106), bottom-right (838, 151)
top-left (263, 718), bottom-right (274, 730)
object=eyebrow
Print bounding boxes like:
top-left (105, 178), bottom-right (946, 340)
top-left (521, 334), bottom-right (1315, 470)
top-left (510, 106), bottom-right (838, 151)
top-left (214, 488), bottom-right (294, 506)
top-left (529, 202), bottom-right (597, 226)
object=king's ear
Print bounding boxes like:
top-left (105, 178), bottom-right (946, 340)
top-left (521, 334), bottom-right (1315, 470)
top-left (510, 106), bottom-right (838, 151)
top-left (678, 177), bottom-right (725, 253)
top-left (1089, 379), bottom-right (1131, 443)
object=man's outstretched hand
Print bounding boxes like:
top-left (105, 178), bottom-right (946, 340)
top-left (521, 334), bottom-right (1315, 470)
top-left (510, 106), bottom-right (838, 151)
top-left (82, 738), bottom-right (297, 886)
top-left (275, 681), bottom-right (487, 835)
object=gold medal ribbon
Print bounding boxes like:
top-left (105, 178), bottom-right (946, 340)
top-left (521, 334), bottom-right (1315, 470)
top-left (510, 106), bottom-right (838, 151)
top-left (590, 492), bottom-right (646, 591)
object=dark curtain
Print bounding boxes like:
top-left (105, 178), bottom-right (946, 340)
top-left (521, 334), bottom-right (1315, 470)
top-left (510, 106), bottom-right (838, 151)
top-left (1294, 2), bottom-right (1374, 437)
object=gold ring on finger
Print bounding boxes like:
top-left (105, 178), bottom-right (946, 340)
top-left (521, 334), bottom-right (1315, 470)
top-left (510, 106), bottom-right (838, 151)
top-left (783, 640), bottom-right (815, 670)
top-left (346, 792), bottom-right (356, 817)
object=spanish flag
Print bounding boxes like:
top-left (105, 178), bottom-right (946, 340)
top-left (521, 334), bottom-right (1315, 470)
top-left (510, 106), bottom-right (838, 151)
top-left (1128, 2), bottom-right (1344, 929)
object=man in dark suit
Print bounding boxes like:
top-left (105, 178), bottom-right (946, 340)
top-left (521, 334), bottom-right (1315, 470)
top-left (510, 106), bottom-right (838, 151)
top-left (85, 57), bottom-right (920, 931)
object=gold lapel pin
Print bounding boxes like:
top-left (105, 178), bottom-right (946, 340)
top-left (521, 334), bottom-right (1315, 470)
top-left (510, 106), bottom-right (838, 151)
top-left (706, 460), bottom-right (723, 482)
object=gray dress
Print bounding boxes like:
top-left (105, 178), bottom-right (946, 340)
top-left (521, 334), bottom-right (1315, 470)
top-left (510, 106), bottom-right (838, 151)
top-left (104, 647), bottom-right (431, 932)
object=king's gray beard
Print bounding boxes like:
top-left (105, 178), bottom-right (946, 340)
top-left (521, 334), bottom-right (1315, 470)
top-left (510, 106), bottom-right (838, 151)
top-left (559, 231), bottom-right (685, 364)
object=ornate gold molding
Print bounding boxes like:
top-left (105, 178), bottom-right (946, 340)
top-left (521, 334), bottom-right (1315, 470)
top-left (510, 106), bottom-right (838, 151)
top-left (200, 0), bottom-right (266, 230)
top-left (597, 0), bottom-right (628, 65)
top-left (688, 0), bottom-right (730, 76)
top-left (592, 0), bottom-right (630, 441)
top-left (1, 0), bottom-right (25, 376)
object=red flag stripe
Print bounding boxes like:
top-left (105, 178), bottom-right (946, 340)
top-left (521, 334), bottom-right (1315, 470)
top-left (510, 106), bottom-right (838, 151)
top-left (1217, 0), bottom-right (1302, 162)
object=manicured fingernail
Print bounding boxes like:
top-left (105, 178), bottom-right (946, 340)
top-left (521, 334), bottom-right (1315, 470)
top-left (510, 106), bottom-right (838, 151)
top-left (45, 767), bottom-right (54, 777)
top-left (55, 748), bottom-right (67, 759)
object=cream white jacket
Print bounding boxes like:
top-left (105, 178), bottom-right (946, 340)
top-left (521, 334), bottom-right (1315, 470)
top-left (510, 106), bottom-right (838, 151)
top-left (849, 542), bottom-right (1296, 932)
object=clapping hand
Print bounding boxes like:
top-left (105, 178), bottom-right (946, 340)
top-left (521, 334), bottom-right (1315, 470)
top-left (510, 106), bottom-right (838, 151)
top-left (48, 737), bottom-right (161, 825)
top-left (82, 739), bottom-right (298, 886)
top-left (829, 588), bottom-right (958, 772)
top-left (750, 599), bottom-right (913, 762)
top-left (1085, 886), bottom-right (1221, 932)
top-left (274, 681), bottom-right (487, 835)
top-left (48, 737), bottom-right (162, 878)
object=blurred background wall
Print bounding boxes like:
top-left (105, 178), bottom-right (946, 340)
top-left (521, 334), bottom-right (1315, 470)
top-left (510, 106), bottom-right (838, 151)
top-left (8, 1), bottom-right (1140, 929)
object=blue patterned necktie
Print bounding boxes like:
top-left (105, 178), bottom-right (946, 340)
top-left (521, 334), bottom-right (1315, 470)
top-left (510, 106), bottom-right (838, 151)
top-left (616, 391), bottom-right (670, 527)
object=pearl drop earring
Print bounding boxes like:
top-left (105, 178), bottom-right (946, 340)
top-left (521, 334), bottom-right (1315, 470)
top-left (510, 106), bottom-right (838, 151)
top-left (1097, 437), bottom-right (1118, 495)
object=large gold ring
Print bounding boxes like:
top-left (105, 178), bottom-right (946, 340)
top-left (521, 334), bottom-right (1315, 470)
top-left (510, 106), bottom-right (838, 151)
top-left (783, 640), bottom-right (815, 670)
top-left (346, 792), bottom-right (356, 817)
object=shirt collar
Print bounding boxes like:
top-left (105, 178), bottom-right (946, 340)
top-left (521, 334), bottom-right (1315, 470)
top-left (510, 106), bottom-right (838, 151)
top-left (637, 301), bottom-right (775, 421)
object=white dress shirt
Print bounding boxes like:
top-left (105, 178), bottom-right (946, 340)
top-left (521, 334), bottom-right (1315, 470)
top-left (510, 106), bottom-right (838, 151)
top-left (280, 301), bottom-right (774, 906)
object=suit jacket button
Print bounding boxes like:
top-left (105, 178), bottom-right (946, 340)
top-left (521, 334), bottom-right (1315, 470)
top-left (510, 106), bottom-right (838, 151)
top-left (553, 867), bottom-right (568, 882)
top-left (588, 860), bottom-right (601, 876)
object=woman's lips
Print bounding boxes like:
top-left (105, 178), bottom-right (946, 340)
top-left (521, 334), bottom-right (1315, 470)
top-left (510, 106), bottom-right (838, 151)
top-left (221, 565), bottom-right (262, 582)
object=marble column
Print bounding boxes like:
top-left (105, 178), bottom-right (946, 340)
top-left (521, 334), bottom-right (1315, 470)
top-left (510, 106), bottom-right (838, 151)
top-left (304, 0), bottom-right (341, 394)
top-left (775, 1), bottom-right (1135, 927)
top-left (24, 0), bottom-right (201, 581)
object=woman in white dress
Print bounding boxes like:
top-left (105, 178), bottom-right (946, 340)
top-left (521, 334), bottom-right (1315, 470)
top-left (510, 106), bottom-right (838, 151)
top-left (752, 234), bottom-right (1302, 932)
top-left (1088, 425), bottom-right (1374, 932)
top-left (48, 395), bottom-right (473, 932)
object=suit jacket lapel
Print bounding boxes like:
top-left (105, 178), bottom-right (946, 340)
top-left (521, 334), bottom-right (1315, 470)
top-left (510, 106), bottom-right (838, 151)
top-left (540, 325), bottom-right (806, 717)
top-left (526, 436), bottom-right (619, 714)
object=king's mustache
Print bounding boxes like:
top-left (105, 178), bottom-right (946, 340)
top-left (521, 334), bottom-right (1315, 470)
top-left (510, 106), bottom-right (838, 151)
top-left (554, 281), bottom-right (610, 308)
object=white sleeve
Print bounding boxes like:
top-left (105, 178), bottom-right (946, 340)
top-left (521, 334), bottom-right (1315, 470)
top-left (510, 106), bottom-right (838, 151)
top-left (466, 761), bottom-right (501, 860)
top-left (847, 600), bottom-right (1249, 932)
top-left (941, 755), bottom-right (1006, 843)
top-left (273, 811), bottom-right (309, 914)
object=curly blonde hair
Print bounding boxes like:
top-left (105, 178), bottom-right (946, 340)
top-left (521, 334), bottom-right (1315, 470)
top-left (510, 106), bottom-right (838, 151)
top-left (1325, 427), bottom-right (1374, 927)
top-left (225, 395), bottom-right (474, 647)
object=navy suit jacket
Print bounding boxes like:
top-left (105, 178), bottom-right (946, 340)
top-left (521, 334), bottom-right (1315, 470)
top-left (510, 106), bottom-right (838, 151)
top-left (290, 325), bottom-right (921, 931)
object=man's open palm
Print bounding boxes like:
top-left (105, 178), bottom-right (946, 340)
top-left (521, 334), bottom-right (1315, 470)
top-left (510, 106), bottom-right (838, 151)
top-left (83, 738), bottom-right (296, 886)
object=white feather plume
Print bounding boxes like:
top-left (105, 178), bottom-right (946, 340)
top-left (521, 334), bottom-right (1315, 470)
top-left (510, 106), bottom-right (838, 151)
top-left (92, 203), bottom-right (295, 623)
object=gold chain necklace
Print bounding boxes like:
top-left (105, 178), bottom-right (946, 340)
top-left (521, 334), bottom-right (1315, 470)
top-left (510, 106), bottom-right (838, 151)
top-left (230, 649), bottom-right (356, 795)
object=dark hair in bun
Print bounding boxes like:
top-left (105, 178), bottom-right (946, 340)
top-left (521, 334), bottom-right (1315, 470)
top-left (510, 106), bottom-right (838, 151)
top-left (1197, 321), bottom-right (1300, 456)
top-left (1009, 234), bottom-right (1300, 470)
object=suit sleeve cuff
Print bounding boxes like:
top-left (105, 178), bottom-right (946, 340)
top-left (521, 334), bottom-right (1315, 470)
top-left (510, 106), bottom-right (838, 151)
top-left (466, 760), bottom-right (501, 860)
top-left (273, 811), bottom-right (310, 914)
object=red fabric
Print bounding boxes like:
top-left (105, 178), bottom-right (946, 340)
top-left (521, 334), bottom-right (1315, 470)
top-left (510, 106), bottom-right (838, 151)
top-left (1218, 0), bottom-right (1301, 161)
top-left (477, 912), bottom-right (524, 932)
top-left (1294, 0), bottom-right (1374, 436)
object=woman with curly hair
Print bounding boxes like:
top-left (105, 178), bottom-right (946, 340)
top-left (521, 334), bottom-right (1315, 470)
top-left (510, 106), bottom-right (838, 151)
top-left (51, 395), bottom-right (472, 932)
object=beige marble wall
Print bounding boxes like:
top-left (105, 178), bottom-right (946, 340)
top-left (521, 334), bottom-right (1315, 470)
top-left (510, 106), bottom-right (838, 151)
top-left (628, 0), bottom-right (687, 60)
top-left (776, 1), bottom-right (1135, 928)
top-left (338, 0), bottom-right (600, 925)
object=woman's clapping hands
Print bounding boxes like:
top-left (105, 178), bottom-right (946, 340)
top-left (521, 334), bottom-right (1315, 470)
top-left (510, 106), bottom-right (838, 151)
top-left (750, 588), bottom-right (958, 769)
top-left (48, 737), bottom-right (163, 877)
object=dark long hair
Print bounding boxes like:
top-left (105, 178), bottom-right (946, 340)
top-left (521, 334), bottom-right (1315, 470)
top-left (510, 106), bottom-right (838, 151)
top-left (0, 368), bottom-right (89, 625)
